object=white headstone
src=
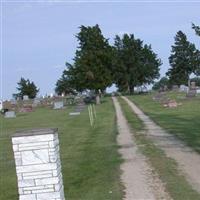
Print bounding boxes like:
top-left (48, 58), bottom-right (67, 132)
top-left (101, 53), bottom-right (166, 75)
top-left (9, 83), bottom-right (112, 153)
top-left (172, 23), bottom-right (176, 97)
top-left (5, 111), bottom-right (16, 118)
top-left (69, 112), bottom-right (80, 116)
top-left (23, 95), bottom-right (29, 100)
top-left (12, 128), bottom-right (65, 200)
top-left (179, 85), bottom-right (188, 93)
top-left (54, 101), bottom-right (64, 109)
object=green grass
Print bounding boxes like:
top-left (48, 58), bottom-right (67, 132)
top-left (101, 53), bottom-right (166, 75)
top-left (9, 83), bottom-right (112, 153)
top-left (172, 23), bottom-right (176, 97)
top-left (118, 96), bottom-right (200, 200)
top-left (127, 92), bottom-right (200, 153)
top-left (0, 97), bottom-right (123, 200)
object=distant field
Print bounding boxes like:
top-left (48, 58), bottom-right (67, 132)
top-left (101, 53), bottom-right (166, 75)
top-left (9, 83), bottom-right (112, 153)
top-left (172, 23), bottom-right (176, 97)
top-left (128, 92), bottom-right (200, 152)
top-left (0, 97), bottom-right (122, 200)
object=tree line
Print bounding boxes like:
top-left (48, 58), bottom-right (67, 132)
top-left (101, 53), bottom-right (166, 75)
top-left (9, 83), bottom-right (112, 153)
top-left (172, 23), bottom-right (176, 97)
top-left (14, 23), bottom-right (200, 100)
top-left (55, 24), bottom-right (162, 103)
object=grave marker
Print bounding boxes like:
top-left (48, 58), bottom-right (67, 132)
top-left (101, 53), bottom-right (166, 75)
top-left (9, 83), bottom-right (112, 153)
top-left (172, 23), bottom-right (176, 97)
top-left (53, 101), bottom-right (64, 109)
top-left (4, 111), bottom-right (16, 118)
top-left (23, 95), bottom-right (29, 100)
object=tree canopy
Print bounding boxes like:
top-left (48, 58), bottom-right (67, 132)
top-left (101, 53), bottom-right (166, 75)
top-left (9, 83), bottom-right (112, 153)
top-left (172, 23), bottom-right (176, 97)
top-left (112, 34), bottom-right (161, 93)
top-left (192, 23), bottom-right (200, 37)
top-left (56, 25), bottom-right (162, 98)
top-left (166, 31), bottom-right (200, 85)
top-left (152, 77), bottom-right (169, 90)
top-left (71, 24), bottom-right (113, 93)
top-left (14, 77), bottom-right (39, 99)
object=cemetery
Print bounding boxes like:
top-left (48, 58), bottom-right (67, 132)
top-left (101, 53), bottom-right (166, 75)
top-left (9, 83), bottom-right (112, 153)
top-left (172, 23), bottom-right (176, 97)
top-left (1, 2), bottom-right (200, 200)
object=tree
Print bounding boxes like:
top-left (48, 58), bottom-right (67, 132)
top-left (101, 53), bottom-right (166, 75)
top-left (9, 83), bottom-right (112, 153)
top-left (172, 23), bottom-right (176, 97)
top-left (70, 24), bottom-right (113, 104)
top-left (166, 31), bottom-right (200, 85)
top-left (14, 77), bottom-right (39, 99)
top-left (192, 23), bottom-right (200, 36)
top-left (113, 34), bottom-right (161, 94)
top-left (152, 77), bottom-right (169, 90)
top-left (55, 74), bottom-right (76, 96)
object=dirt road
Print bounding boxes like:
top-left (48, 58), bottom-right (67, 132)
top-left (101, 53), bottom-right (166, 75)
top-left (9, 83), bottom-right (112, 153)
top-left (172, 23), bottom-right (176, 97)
top-left (112, 97), bottom-right (170, 200)
top-left (122, 96), bottom-right (200, 194)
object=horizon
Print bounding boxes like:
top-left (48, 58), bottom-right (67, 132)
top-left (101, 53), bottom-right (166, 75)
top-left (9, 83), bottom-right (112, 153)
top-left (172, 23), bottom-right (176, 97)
top-left (1, 1), bottom-right (200, 100)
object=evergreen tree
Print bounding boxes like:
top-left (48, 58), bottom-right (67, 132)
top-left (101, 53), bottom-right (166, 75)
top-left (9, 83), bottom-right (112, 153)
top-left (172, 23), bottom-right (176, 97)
top-left (192, 23), bottom-right (200, 36)
top-left (14, 78), bottom-right (39, 99)
top-left (70, 25), bottom-right (113, 103)
top-left (166, 31), bottom-right (200, 85)
top-left (152, 77), bottom-right (169, 90)
top-left (113, 34), bottom-right (161, 93)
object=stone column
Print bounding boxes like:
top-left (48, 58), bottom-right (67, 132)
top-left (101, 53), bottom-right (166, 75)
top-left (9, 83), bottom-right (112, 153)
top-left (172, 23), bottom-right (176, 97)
top-left (12, 128), bottom-right (65, 200)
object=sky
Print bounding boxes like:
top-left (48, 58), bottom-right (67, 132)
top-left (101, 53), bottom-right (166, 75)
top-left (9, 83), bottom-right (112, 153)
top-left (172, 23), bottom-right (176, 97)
top-left (1, 0), bottom-right (200, 100)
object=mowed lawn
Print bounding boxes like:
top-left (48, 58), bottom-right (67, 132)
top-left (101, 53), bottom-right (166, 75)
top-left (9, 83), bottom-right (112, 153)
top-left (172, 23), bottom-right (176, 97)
top-left (0, 97), bottom-right (123, 200)
top-left (128, 92), bottom-right (200, 153)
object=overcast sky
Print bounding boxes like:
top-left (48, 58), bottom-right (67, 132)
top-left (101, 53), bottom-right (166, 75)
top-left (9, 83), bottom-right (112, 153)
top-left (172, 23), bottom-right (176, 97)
top-left (1, 1), bottom-right (200, 100)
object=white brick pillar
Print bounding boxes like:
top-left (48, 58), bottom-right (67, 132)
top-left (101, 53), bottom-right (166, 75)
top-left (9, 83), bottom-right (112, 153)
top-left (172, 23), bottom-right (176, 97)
top-left (12, 128), bottom-right (65, 200)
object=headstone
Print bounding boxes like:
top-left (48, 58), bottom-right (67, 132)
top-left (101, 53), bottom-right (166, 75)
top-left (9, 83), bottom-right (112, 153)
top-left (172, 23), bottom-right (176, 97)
top-left (152, 92), bottom-right (166, 101)
top-left (10, 99), bottom-right (17, 105)
top-left (190, 81), bottom-right (196, 89)
top-left (32, 99), bottom-right (40, 107)
top-left (186, 89), bottom-right (196, 98)
top-left (23, 95), bottom-right (29, 100)
top-left (197, 89), bottom-right (200, 94)
top-left (19, 105), bottom-right (33, 112)
top-left (179, 85), bottom-right (188, 93)
top-left (69, 112), bottom-right (80, 116)
top-left (54, 101), bottom-right (64, 109)
top-left (186, 82), bottom-right (196, 98)
top-left (12, 128), bottom-right (65, 200)
top-left (168, 100), bottom-right (178, 108)
top-left (172, 85), bottom-right (179, 91)
top-left (74, 103), bottom-right (86, 112)
top-left (0, 100), bottom-right (2, 110)
top-left (4, 111), bottom-right (16, 118)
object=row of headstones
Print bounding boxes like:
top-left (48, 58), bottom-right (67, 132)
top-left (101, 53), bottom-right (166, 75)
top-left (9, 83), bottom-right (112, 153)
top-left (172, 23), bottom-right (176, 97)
top-left (2, 99), bottom-right (86, 118)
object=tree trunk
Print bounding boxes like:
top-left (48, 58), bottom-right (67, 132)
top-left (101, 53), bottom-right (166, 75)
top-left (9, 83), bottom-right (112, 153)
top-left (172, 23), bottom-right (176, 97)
top-left (127, 83), bottom-right (130, 94)
top-left (96, 94), bottom-right (100, 104)
top-left (130, 85), bottom-right (134, 94)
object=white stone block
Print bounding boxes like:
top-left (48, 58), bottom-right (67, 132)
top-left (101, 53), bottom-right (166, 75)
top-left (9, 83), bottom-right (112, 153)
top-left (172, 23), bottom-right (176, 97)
top-left (21, 149), bottom-right (49, 165)
top-left (23, 170), bottom-right (52, 177)
top-left (37, 191), bottom-right (63, 200)
top-left (12, 134), bottom-right (54, 145)
top-left (20, 194), bottom-right (36, 200)
top-left (18, 179), bottom-right (35, 188)
top-left (16, 163), bottom-right (57, 173)
top-left (35, 177), bottom-right (60, 186)
top-left (24, 173), bottom-right (53, 180)
top-left (19, 141), bottom-right (49, 148)
top-left (13, 144), bottom-right (19, 152)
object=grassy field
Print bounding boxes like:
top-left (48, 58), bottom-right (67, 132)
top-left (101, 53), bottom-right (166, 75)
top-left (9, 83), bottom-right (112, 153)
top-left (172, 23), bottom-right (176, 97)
top-left (118, 96), bottom-right (200, 200)
top-left (0, 97), bottom-right (123, 200)
top-left (127, 92), bottom-right (200, 153)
